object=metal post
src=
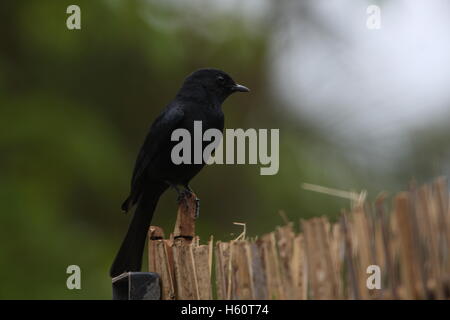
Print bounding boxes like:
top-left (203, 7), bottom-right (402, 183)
top-left (112, 272), bottom-right (161, 300)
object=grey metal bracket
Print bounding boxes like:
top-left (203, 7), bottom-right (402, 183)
top-left (112, 272), bottom-right (161, 300)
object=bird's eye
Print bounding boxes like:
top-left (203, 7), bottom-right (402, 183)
top-left (217, 76), bottom-right (225, 84)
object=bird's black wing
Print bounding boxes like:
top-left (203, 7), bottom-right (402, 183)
top-left (121, 104), bottom-right (185, 212)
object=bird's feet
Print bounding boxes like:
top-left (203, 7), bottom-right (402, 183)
top-left (194, 196), bottom-right (200, 219)
top-left (177, 189), bottom-right (191, 204)
top-left (173, 184), bottom-right (200, 219)
top-left (176, 187), bottom-right (200, 219)
top-left (184, 186), bottom-right (200, 219)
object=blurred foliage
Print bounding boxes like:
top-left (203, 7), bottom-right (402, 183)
top-left (1, 0), bottom-right (448, 299)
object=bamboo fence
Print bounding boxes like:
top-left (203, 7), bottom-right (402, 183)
top-left (148, 177), bottom-right (450, 299)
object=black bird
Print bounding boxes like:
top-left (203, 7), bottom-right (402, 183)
top-left (110, 68), bottom-right (249, 278)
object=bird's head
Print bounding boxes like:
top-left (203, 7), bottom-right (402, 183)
top-left (180, 68), bottom-right (249, 103)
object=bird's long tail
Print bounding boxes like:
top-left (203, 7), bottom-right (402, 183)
top-left (110, 183), bottom-right (167, 278)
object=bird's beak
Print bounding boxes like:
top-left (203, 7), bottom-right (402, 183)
top-left (232, 84), bottom-right (250, 92)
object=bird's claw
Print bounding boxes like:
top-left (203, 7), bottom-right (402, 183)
top-left (194, 197), bottom-right (200, 219)
top-left (177, 190), bottom-right (188, 204)
top-left (176, 187), bottom-right (200, 219)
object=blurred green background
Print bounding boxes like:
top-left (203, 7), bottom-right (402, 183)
top-left (1, 0), bottom-right (449, 299)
